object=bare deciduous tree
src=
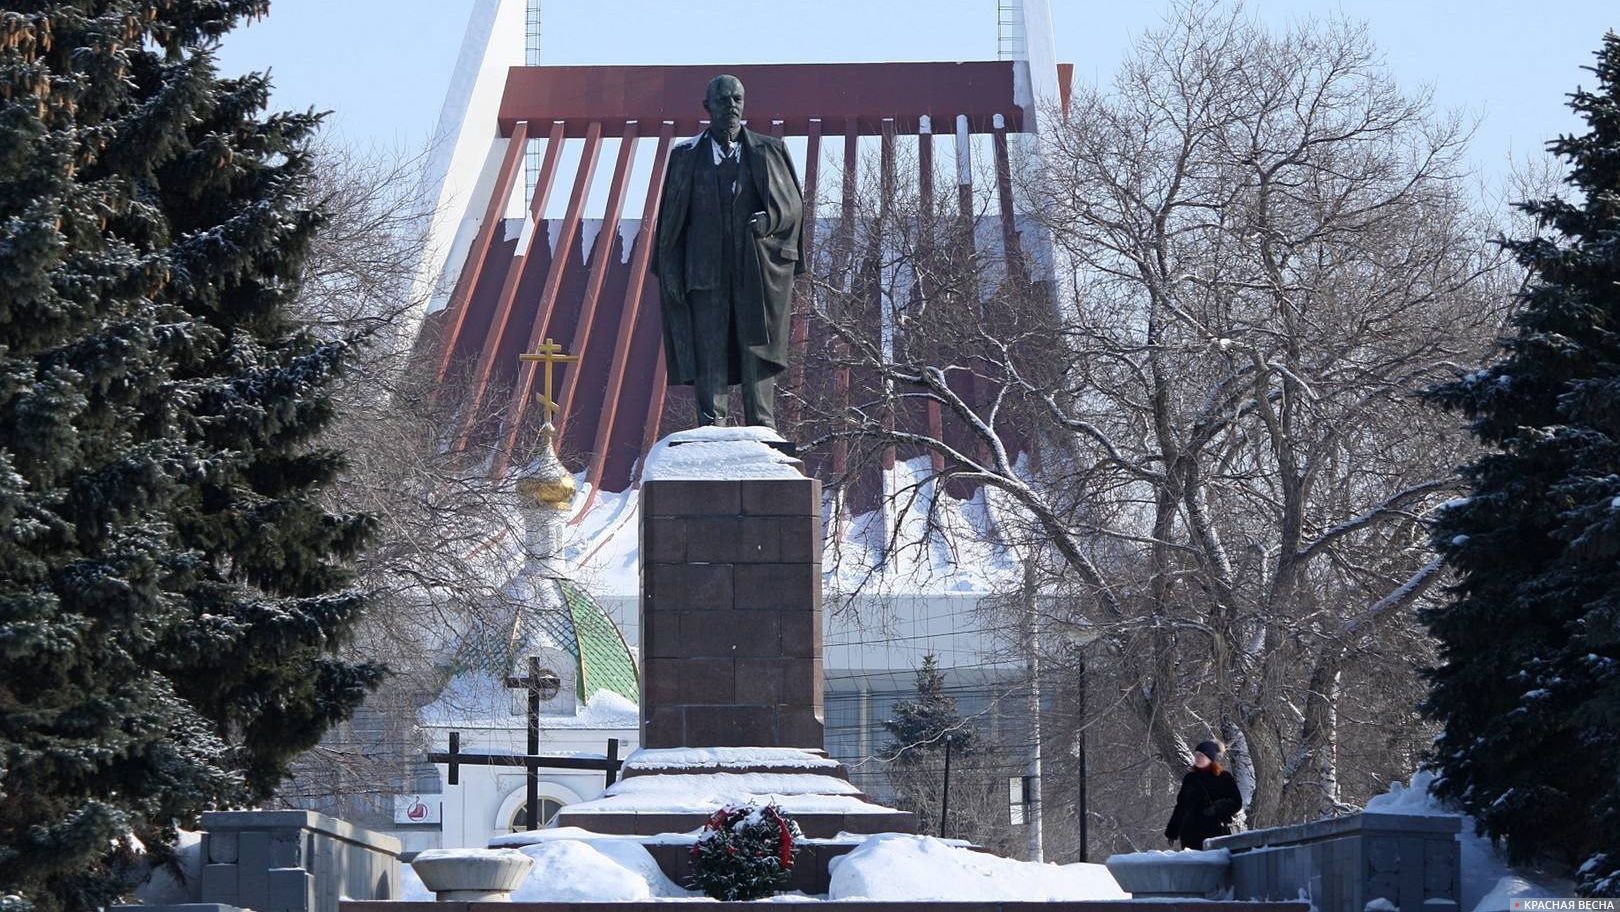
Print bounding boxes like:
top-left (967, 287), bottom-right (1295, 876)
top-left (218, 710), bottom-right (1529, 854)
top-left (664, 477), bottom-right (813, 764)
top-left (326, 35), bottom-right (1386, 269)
top-left (796, 3), bottom-right (1516, 845)
top-left (270, 144), bottom-right (539, 822)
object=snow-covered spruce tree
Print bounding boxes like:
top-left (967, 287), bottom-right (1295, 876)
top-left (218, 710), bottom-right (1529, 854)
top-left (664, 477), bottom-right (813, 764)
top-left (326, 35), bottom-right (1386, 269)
top-left (880, 654), bottom-right (975, 832)
top-left (882, 654), bottom-right (976, 762)
top-left (1424, 32), bottom-right (1620, 897)
top-left (0, 4), bottom-right (382, 910)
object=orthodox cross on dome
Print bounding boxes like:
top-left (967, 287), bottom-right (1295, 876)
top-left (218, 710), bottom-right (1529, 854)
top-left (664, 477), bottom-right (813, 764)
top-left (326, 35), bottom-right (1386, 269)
top-left (518, 337), bottom-right (580, 427)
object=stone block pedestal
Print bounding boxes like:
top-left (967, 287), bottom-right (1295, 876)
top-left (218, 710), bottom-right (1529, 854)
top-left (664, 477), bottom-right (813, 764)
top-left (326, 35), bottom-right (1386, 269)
top-left (640, 476), bottom-right (823, 749)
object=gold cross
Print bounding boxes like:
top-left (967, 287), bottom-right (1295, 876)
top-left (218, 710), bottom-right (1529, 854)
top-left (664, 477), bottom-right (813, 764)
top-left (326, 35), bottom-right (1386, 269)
top-left (518, 338), bottom-right (580, 424)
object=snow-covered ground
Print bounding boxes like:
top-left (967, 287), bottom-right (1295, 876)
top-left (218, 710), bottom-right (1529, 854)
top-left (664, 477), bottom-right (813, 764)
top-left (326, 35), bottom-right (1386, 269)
top-left (403, 833), bottom-right (1126, 903)
top-left (828, 833), bottom-right (1128, 902)
top-left (1365, 771), bottom-right (1571, 912)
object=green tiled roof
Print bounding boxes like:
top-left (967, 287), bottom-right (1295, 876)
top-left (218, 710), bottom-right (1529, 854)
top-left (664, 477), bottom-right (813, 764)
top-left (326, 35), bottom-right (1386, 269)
top-left (559, 579), bottom-right (640, 704)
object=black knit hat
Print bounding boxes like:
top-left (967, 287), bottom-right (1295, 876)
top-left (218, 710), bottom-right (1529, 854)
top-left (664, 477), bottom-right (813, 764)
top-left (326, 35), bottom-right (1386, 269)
top-left (1194, 739), bottom-right (1222, 762)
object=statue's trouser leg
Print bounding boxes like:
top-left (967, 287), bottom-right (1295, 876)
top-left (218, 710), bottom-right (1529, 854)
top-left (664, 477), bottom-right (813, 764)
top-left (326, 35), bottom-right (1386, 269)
top-left (741, 354), bottom-right (775, 428)
top-left (689, 289), bottom-right (730, 425)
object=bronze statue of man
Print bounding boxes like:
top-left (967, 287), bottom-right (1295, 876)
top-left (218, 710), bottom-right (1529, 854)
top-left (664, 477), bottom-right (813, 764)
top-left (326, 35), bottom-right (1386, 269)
top-left (651, 74), bottom-right (806, 428)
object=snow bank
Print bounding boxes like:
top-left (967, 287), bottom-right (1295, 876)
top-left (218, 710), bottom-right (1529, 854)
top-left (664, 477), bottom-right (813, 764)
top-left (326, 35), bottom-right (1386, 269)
top-left (433, 835), bottom-right (691, 899)
top-left (131, 829), bottom-right (202, 905)
top-left (509, 839), bottom-right (689, 901)
top-left (1365, 770), bottom-right (1570, 912)
top-left (827, 833), bottom-right (1127, 902)
top-left (400, 862), bottom-right (432, 901)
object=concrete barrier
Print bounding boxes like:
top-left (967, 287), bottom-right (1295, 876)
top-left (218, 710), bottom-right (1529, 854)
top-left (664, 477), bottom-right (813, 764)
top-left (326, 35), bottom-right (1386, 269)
top-left (197, 810), bottom-right (401, 912)
top-left (1208, 812), bottom-right (1461, 912)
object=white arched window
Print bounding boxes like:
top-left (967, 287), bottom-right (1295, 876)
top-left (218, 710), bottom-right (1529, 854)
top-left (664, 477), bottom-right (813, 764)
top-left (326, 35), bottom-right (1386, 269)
top-left (494, 782), bottom-right (583, 834)
top-left (507, 797), bottom-right (564, 832)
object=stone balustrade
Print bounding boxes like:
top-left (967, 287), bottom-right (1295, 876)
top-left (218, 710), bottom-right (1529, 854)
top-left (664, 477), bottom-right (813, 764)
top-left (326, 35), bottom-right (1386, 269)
top-left (1208, 811), bottom-right (1462, 912)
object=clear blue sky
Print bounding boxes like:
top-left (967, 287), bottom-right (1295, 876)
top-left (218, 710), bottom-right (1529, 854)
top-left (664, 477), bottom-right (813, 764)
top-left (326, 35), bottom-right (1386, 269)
top-left (214, 0), bottom-right (1616, 190)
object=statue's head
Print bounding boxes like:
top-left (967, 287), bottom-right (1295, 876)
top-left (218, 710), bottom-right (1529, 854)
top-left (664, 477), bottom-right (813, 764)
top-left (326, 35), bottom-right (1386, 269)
top-left (703, 74), bottom-right (745, 140)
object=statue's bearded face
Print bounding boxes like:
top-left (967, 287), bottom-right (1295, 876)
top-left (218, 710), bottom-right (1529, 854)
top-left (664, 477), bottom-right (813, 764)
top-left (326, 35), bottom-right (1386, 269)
top-left (703, 76), bottom-right (745, 140)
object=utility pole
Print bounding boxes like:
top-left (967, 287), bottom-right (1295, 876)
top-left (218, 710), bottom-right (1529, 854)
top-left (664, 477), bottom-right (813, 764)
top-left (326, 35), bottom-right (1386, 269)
top-left (1076, 643), bottom-right (1088, 862)
top-left (1063, 623), bottom-right (1098, 863)
top-left (1022, 556), bottom-right (1044, 861)
top-left (939, 733), bottom-right (953, 839)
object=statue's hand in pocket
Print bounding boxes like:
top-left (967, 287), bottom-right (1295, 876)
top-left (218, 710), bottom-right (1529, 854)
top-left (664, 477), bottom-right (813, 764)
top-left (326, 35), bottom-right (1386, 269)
top-left (749, 211), bottom-right (769, 238)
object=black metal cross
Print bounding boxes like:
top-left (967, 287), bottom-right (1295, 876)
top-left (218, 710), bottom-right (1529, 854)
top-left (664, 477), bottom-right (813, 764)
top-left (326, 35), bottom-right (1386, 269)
top-left (429, 656), bottom-right (623, 832)
top-left (506, 657), bottom-right (558, 832)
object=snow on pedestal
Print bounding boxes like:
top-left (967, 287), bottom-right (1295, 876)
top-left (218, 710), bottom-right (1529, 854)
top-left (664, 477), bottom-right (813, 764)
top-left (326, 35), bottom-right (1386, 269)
top-left (642, 425), bottom-right (802, 481)
top-left (410, 847), bottom-right (533, 902)
top-left (1105, 848), bottom-right (1231, 898)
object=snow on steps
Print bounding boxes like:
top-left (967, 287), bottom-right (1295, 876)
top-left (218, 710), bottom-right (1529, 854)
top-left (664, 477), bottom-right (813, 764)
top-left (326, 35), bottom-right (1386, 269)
top-left (619, 746), bottom-right (847, 779)
top-left (550, 746), bottom-right (910, 839)
top-left (501, 745), bottom-right (916, 892)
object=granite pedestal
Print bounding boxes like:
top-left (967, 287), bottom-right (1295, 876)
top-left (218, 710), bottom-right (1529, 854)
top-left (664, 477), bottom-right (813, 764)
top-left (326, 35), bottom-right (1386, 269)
top-left (640, 475), bottom-right (823, 749)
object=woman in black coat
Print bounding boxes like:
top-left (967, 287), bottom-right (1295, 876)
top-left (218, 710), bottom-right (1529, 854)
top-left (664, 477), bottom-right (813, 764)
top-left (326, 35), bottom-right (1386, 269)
top-left (1164, 739), bottom-right (1243, 850)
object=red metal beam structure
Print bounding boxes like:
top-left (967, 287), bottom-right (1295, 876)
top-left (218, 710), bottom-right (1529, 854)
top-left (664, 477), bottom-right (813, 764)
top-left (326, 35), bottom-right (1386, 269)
top-left (781, 117), bottom-right (822, 432)
top-left (415, 61), bottom-right (1064, 496)
top-left (916, 120), bottom-right (947, 475)
top-left (434, 119), bottom-right (530, 382)
top-left (877, 121), bottom-right (898, 474)
top-left (495, 120), bottom-right (604, 475)
top-left (555, 120), bottom-right (641, 439)
top-left (829, 119), bottom-right (859, 483)
top-left (453, 119), bottom-right (566, 448)
top-left (575, 121), bottom-right (676, 517)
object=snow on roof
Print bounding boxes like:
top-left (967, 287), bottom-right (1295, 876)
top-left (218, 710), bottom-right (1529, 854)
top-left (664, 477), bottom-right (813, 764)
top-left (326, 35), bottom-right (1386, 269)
top-left (420, 687), bottom-right (638, 732)
top-left (562, 454), bottom-right (1022, 599)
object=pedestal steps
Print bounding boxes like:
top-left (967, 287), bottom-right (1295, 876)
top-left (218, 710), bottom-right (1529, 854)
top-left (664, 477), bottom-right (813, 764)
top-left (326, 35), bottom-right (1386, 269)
top-left (551, 760), bottom-right (916, 838)
top-left (617, 746), bottom-right (851, 781)
top-left (528, 746), bottom-right (917, 892)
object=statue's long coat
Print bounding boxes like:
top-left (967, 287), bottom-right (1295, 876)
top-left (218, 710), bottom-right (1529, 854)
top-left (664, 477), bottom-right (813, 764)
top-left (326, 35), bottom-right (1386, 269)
top-left (650, 128), bottom-right (807, 386)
